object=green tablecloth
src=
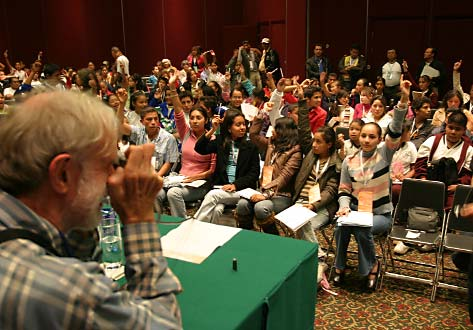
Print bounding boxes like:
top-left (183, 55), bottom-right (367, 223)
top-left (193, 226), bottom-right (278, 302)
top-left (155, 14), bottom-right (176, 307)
top-left (160, 222), bottom-right (318, 330)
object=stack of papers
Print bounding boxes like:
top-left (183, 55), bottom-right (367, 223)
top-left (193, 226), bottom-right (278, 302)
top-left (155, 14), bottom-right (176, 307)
top-left (275, 205), bottom-right (317, 231)
top-left (337, 211), bottom-right (373, 227)
top-left (161, 220), bottom-right (241, 264)
top-left (164, 175), bottom-right (207, 188)
top-left (237, 188), bottom-right (261, 199)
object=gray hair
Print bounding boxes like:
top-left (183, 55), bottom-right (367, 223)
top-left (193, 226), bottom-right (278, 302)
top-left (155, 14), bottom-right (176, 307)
top-left (0, 91), bottom-right (119, 196)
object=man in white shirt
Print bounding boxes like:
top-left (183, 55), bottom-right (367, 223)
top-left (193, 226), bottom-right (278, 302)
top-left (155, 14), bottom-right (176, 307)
top-left (3, 77), bottom-right (20, 100)
top-left (380, 49), bottom-right (403, 103)
top-left (111, 46), bottom-right (130, 76)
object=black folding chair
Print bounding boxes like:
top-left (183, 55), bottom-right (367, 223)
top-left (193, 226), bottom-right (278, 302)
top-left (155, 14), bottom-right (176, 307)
top-left (380, 178), bottom-right (446, 302)
top-left (436, 184), bottom-right (473, 298)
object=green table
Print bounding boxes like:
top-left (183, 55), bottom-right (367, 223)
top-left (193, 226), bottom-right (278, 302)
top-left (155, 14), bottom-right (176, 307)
top-left (160, 222), bottom-right (318, 330)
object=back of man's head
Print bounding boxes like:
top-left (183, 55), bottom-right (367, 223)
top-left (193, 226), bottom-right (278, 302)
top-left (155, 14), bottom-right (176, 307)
top-left (0, 91), bottom-right (119, 196)
top-left (43, 63), bottom-right (60, 79)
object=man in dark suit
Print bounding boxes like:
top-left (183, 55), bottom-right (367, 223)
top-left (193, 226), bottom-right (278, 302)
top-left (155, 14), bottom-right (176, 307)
top-left (416, 47), bottom-right (447, 97)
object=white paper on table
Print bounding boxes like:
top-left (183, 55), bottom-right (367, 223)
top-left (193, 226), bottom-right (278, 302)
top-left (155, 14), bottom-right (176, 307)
top-left (337, 211), bottom-right (373, 227)
top-left (406, 230), bottom-right (421, 239)
top-left (161, 220), bottom-right (241, 264)
top-left (275, 204), bottom-right (317, 231)
top-left (182, 179), bottom-right (207, 188)
top-left (237, 188), bottom-right (261, 200)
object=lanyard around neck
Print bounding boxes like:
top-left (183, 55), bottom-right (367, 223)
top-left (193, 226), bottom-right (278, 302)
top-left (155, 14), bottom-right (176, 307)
top-left (315, 158), bottom-right (330, 183)
top-left (359, 150), bottom-right (375, 186)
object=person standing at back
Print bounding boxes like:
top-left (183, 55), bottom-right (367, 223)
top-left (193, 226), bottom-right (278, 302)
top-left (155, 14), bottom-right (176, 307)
top-left (259, 38), bottom-right (282, 85)
top-left (111, 46), bottom-right (130, 77)
top-left (306, 43), bottom-right (331, 81)
top-left (379, 48), bottom-right (403, 104)
top-left (415, 47), bottom-right (446, 97)
top-left (338, 44), bottom-right (366, 91)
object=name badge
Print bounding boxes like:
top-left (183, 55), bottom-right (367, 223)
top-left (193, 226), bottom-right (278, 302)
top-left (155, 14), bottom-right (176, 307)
top-left (358, 189), bottom-right (373, 213)
top-left (262, 165), bottom-right (273, 187)
top-left (309, 184), bottom-right (321, 204)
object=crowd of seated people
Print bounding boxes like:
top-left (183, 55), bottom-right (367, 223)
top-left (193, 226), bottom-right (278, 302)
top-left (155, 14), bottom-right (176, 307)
top-left (2, 41), bottom-right (473, 295)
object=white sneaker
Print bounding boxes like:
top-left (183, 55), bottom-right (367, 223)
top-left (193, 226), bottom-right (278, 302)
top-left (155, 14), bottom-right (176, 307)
top-left (393, 241), bottom-right (410, 255)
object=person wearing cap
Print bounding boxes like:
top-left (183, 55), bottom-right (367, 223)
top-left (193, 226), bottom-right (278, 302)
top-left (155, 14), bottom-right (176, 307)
top-left (259, 37), bottom-right (282, 84)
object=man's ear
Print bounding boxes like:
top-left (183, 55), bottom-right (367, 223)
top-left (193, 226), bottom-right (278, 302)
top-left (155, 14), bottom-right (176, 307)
top-left (48, 154), bottom-right (73, 194)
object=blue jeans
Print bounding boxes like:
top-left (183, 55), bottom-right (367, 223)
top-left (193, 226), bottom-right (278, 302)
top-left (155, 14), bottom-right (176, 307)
top-left (334, 212), bottom-right (392, 276)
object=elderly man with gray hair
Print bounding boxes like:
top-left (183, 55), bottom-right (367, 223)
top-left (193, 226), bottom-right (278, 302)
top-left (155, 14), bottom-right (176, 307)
top-left (0, 91), bottom-right (182, 329)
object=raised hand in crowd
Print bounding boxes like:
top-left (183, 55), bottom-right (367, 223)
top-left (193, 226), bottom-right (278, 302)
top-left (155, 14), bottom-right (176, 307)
top-left (108, 144), bottom-right (163, 224)
top-left (453, 60), bottom-right (462, 72)
top-left (399, 74), bottom-right (412, 104)
top-left (402, 60), bottom-right (409, 72)
top-left (266, 72), bottom-right (276, 90)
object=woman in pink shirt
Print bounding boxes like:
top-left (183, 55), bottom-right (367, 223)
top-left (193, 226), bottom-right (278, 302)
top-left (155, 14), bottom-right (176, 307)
top-left (158, 72), bottom-right (216, 218)
top-left (353, 87), bottom-right (374, 120)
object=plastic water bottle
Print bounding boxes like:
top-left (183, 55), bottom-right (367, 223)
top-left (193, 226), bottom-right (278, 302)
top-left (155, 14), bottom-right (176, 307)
top-left (99, 197), bottom-right (123, 277)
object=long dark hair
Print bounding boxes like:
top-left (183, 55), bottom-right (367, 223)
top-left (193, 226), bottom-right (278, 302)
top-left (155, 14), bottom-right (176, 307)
top-left (273, 117), bottom-right (299, 153)
top-left (221, 109), bottom-right (247, 150)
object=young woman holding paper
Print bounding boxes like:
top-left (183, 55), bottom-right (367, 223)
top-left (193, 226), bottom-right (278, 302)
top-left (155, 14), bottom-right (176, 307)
top-left (292, 126), bottom-right (342, 243)
top-left (156, 71), bottom-right (216, 218)
top-left (235, 116), bottom-right (302, 234)
top-left (333, 77), bottom-right (410, 290)
top-left (193, 109), bottom-right (260, 226)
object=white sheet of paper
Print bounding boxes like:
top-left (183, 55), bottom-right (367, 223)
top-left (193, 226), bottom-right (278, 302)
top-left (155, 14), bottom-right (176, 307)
top-left (237, 188), bottom-right (261, 200)
top-left (182, 179), bottom-right (207, 188)
top-left (337, 211), bottom-right (373, 227)
top-left (165, 175), bottom-right (186, 185)
top-left (161, 220), bottom-right (241, 264)
top-left (241, 103), bottom-right (259, 121)
top-left (266, 125), bottom-right (274, 138)
top-left (421, 65), bottom-right (440, 78)
top-left (275, 204), bottom-right (317, 231)
top-left (406, 230), bottom-right (421, 239)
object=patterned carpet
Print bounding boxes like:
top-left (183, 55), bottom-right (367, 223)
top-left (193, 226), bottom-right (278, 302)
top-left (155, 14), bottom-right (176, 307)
top-left (315, 230), bottom-right (472, 329)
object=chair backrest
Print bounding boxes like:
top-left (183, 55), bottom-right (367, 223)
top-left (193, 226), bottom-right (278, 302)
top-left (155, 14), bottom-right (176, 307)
top-left (448, 184), bottom-right (473, 233)
top-left (393, 178), bottom-right (446, 224)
